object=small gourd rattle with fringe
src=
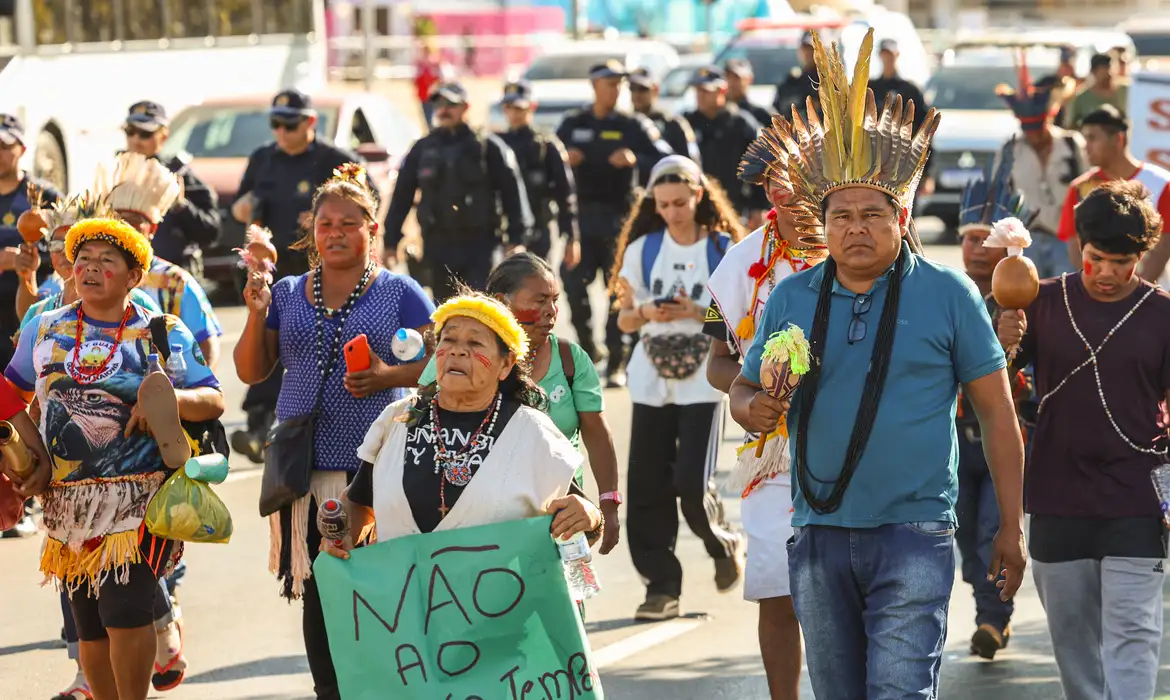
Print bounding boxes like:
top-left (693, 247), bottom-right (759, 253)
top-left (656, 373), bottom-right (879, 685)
top-left (754, 324), bottom-right (812, 457)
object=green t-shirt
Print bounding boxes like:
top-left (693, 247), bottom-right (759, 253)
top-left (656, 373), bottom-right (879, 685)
top-left (1065, 85), bottom-right (1129, 129)
top-left (418, 333), bottom-right (604, 447)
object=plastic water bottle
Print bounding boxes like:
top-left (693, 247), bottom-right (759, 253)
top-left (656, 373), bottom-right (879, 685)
top-left (166, 344), bottom-right (186, 386)
top-left (147, 353), bottom-right (164, 375)
top-left (555, 532), bottom-right (601, 601)
top-left (392, 328), bottom-right (425, 362)
top-left (1151, 464), bottom-right (1170, 528)
top-left (317, 498), bottom-right (350, 546)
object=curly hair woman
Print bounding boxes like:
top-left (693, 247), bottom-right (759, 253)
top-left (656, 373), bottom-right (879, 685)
top-left (607, 154), bottom-right (746, 621)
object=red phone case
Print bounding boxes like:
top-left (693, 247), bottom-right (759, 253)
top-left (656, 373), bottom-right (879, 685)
top-left (344, 335), bottom-right (371, 372)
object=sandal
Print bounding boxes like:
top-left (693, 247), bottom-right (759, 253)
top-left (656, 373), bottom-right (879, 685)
top-left (152, 620), bottom-right (188, 692)
top-left (138, 371), bottom-right (192, 469)
top-left (50, 685), bottom-right (92, 699)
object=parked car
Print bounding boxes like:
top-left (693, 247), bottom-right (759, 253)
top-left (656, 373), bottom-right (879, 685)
top-left (160, 90), bottom-right (421, 298)
top-left (917, 30), bottom-right (1136, 237)
top-left (486, 39), bottom-right (680, 132)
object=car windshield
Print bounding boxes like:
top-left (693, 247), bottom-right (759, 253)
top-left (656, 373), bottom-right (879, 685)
top-left (661, 65), bottom-right (698, 97)
top-left (161, 105), bottom-right (340, 159)
top-left (1131, 33), bottom-right (1170, 57)
top-left (715, 38), bottom-right (801, 87)
top-left (524, 54), bottom-right (626, 81)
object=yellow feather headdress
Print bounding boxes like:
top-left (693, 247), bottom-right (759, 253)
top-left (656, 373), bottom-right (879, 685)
top-left (764, 29), bottom-right (941, 251)
top-left (432, 295), bottom-right (530, 358)
top-left (94, 152), bottom-right (183, 225)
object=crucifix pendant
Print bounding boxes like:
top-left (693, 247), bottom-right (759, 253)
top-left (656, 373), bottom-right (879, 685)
top-left (438, 504), bottom-right (450, 518)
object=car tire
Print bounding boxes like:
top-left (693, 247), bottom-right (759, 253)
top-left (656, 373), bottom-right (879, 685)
top-left (34, 129), bottom-right (68, 193)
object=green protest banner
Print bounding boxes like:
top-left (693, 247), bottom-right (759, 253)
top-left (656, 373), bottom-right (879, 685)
top-left (315, 515), bottom-right (604, 700)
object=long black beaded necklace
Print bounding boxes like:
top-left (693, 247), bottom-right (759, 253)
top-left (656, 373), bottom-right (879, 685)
top-left (311, 263), bottom-right (374, 374)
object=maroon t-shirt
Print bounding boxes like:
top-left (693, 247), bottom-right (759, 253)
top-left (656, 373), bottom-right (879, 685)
top-left (1018, 274), bottom-right (1170, 519)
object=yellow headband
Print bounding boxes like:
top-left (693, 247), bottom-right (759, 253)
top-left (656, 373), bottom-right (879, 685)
top-left (64, 217), bottom-right (153, 270)
top-left (432, 295), bottom-right (530, 357)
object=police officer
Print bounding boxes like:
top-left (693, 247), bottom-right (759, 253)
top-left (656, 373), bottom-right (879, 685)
top-left (384, 81), bottom-right (532, 302)
top-left (495, 80), bottom-right (579, 263)
top-left (869, 39), bottom-right (929, 132)
top-left (684, 67), bottom-right (769, 223)
top-left (556, 61), bottom-right (672, 384)
top-left (229, 88), bottom-right (370, 464)
top-left (774, 31), bottom-right (820, 120)
top-left (121, 101), bottom-right (221, 277)
top-left (0, 114), bottom-right (59, 368)
top-left (724, 59), bottom-right (775, 127)
top-left (628, 67), bottom-right (700, 165)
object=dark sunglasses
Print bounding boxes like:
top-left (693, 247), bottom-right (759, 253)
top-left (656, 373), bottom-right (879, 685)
top-left (270, 118), bottom-right (305, 131)
top-left (847, 293), bottom-right (872, 345)
top-left (123, 126), bottom-right (155, 139)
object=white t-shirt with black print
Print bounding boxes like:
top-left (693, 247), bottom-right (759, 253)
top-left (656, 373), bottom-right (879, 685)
top-left (619, 232), bottom-right (725, 407)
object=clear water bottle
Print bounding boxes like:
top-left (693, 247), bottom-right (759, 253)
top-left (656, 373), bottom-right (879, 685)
top-left (1151, 464), bottom-right (1170, 528)
top-left (555, 532), bottom-right (601, 601)
top-left (147, 353), bottom-right (164, 375)
top-left (166, 344), bottom-right (186, 386)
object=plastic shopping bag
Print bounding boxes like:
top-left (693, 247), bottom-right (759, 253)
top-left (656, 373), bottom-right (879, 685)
top-left (145, 465), bottom-right (233, 544)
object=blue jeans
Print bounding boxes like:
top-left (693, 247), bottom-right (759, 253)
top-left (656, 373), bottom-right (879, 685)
top-left (955, 429), bottom-right (1013, 632)
top-left (788, 523), bottom-right (955, 700)
top-left (1024, 231), bottom-right (1076, 279)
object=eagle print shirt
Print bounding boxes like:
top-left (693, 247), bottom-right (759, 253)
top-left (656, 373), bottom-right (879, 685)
top-left (5, 302), bottom-right (219, 482)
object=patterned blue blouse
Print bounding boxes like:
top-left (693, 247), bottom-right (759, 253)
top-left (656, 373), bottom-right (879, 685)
top-left (266, 270), bottom-right (434, 472)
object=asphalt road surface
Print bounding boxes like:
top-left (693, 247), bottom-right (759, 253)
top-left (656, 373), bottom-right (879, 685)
top-left (4, 244), bottom-right (1170, 700)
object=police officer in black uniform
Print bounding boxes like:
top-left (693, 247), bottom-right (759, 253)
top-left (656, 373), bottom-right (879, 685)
top-left (869, 39), bottom-right (929, 132)
top-left (0, 114), bottom-right (59, 367)
top-left (628, 67), bottom-right (700, 165)
top-left (496, 80), bottom-right (579, 262)
top-left (684, 67), bottom-right (770, 221)
top-left (556, 61), bottom-right (672, 384)
top-left (229, 88), bottom-right (371, 463)
top-left (774, 31), bottom-right (821, 120)
top-left (121, 101), bottom-right (221, 276)
top-left (385, 81), bottom-right (532, 302)
top-left (724, 59), bottom-right (775, 127)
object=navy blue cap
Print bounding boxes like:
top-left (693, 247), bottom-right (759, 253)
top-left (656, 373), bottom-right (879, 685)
top-left (690, 66), bottom-right (728, 91)
top-left (589, 60), bottom-right (628, 80)
top-left (0, 114), bottom-right (25, 146)
top-left (628, 67), bottom-right (657, 88)
top-left (126, 101), bottom-right (169, 131)
top-left (501, 80), bottom-right (532, 107)
top-left (878, 38), bottom-right (898, 54)
top-left (270, 89), bottom-right (314, 119)
top-left (430, 81), bottom-right (469, 105)
top-left (800, 31), bottom-right (816, 47)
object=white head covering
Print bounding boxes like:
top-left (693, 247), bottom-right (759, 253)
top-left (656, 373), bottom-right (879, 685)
top-left (645, 155), bottom-right (704, 195)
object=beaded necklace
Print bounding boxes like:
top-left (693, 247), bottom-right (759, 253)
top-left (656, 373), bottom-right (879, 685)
top-left (736, 217), bottom-right (814, 341)
top-left (1037, 273), bottom-right (1166, 456)
top-left (69, 305), bottom-right (133, 384)
top-left (311, 264), bottom-right (374, 374)
top-left (431, 392), bottom-right (502, 517)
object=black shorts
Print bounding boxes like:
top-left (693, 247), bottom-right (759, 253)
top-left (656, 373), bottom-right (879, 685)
top-left (69, 526), bottom-right (175, 641)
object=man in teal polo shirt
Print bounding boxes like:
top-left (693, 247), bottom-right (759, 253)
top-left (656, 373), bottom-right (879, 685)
top-left (728, 29), bottom-right (1028, 698)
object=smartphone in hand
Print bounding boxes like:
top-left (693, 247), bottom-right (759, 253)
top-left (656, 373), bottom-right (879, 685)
top-left (344, 334), bottom-right (371, 372)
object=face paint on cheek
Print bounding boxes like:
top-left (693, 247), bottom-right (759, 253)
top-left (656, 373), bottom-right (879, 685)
top-left (511, 308), bottom-right (542, 325)
top-left (103, 271), bottom-right (114, 279)
top-left (1083, 260), bottom-right (1093, 276)
top-left (435, 348), bottom-right (447, 358)
top-left (472, 352), bottom-right (492, 368)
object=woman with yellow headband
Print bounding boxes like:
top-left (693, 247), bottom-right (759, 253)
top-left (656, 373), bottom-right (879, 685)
top-left (326, 291), bottom-right (601, 570)
top-left (3, 216), bottom-right (224, 700)
top-left (233, 164), bottom-right (434, 700)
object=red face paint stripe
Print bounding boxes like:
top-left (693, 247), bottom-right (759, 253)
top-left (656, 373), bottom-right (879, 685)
top-left (104, 271), bottom-right (114, 279)
top-left (1083, 261), bottom-right (1093, 276)
top-left (472, 353), bottom-right (492, 368)
top-left (435, 348), bottom-right (447, 357)
top-left (512, 308), bottom-right (542, 324)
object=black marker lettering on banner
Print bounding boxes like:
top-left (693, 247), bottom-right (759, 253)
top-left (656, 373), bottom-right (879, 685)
top-left (349, 541), bottom-right (596, 695)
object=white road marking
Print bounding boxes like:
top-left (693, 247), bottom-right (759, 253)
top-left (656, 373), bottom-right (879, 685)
top-left (592, 618), bottom-right (704, 669)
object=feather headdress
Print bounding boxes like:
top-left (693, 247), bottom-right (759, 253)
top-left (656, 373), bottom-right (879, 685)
top-left (42, 190), bottom-right (116, 237)
top-left (996, 49), bottom-right (1076, 132)
top-left (757, 29), bottom-right (940, 252)
top-left (94, 152), bottom-right (182, 224)
top-left (959, 138), bottom-right (1031, 234)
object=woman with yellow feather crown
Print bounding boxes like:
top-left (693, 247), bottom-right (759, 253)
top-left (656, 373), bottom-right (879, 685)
top-left (95, 151), bottom-right (224, 370)
top-left (726, 29), bottom-right (1028, 696)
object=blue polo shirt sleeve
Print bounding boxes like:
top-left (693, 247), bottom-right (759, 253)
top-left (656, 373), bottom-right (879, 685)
top-left (951, 273), bottom-right (1007, 384)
